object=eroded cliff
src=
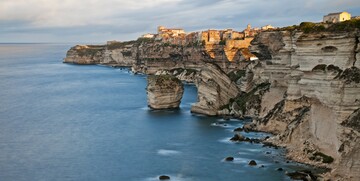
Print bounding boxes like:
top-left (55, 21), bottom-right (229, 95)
top-left (246, 29), bottom-right (360, 180)
top-left (191, 63), bottom-right (239, 116)
top-left (64, 39), bottom-right (251, 74)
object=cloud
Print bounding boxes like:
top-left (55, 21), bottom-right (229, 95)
top-left (0, 0), bottom-right (360, 43)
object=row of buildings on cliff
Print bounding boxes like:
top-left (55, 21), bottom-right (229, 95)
top-left (141, 24), bottom-right (275, 48)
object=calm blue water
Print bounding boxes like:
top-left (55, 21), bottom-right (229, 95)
top-left (0, 44), bottom-right (312, 181)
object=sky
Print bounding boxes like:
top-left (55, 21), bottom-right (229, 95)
top-left (1, 0), bottom-right (360, 43)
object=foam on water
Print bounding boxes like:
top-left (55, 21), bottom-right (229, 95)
top-left (157, 149), bottom-right (181, 156)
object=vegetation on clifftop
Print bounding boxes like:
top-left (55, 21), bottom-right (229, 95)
top-left (107, 38), bottom-right (155, 50)
top-left (148, 74), bottom-right (182, 88)
top-left (278, 19), bottom-right (360, 33)
top-left (76, 46), bottom-right (104, 57)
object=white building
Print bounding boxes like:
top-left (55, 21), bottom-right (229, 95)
top-left (323, 12), bottom-right (351, 23)
top-left (141, 33), bottom-right (155, 38)
top-left (261, 25), bottom-right (274, 30)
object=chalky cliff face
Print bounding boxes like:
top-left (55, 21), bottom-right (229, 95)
top-left (146, 75), bottom-right (184, 109)
top-left (248, 30), bottom-right (360, 180)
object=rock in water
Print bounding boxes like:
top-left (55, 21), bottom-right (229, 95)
top-left (191, 63), bottom-right (239, 116)
top-left (248, 160), bottom-right (257, 166)
top-left (147, 75), bottom-right (184, 109)
top-left (230, 133), bottom-right (245, 142)
top-left (225, 157), bottom-right (234, 161)
top-left (159, 175), bottom-right (170, 180)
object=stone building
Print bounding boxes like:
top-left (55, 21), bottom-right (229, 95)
top-left (208, 30), bottom-right (221, 43)
top-left (141, 33), bottom-right (155, 38)
top-left (243, 24), bottom-right (260, 37)
top-left (261, 25), bottom-right (275, 30)
top-left (222, 29), bottom-right (244, 40)
top-left (157, 26), bottom-right (185, 37)
top-left (323, 12), bottom-right (351, 23)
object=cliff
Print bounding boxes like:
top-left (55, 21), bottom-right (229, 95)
top-left (64, 39), bottom-right (251, 73)
top-left (191, 63), bottom-right (239, 116)
top-left (63, 43), bottom-right (136, 66)
top-left (147, 75), bottom-right (184, 109)
top-left (246, 29), bottom-right (360, 180)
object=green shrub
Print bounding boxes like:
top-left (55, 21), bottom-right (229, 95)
top-left (77, 48), bottom-right (101, 57)
top-left (227, 70), bottom-right (246, 82)
top-left (219, 40), bottom-right (226, 45)
top-left (313, 152), bottom-right (334, 164)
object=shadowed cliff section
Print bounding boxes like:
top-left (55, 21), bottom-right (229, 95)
top-left (191, 63), bottom-right (239, 116)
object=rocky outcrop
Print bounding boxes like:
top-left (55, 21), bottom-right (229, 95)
top-left (147, 75), bottom-right (184, 109)
top-left (191, 63), bottom-right (239, 116)
top-left (63, 45), bottom-right (105, 64)
top-left (63, 44), bottom-right (136, 66)
top-left (247, 29), bottom-right (360, 180)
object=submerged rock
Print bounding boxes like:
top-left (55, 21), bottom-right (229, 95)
top-left (230, 133), bottom-right (245, 142)
top-left (159, 175), bottom-right (170, 180)
top-left (233, 127), bottom-right (243, 132)
top-left (147, 75), bottom-right (184, 109)
top-left (248, 160), bottom-right (257, 166)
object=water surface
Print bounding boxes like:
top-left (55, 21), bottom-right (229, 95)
top-left (0, 44), bottom-right (312, 181)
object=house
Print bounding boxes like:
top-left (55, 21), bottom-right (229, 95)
top-left (261, 25), bottom-right (275, 31)
top-left (157, 26), bottom-right (185, 37)
top-left (323, 12), bottom-right (351, 23)
top-left (141, 33), bottom-right (155, 39)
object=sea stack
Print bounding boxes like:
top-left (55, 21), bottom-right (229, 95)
top-left (147, 75), bottom-right (184, 109)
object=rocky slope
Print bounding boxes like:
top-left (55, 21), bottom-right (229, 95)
top-left (191, 63), bottom-right (239, 116)
top-left (147, 75), bottom-right (184, 109)
top-left (245, 29), bottom-right (360, 180)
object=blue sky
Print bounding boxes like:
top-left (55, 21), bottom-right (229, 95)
top-left (1, 0), bottom-right (359, 43)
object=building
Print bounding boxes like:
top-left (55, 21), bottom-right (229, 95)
top-left (141, 33), bottom-right (155, 39)
top-left (222, 29), bottom-right (244, 40)
top-left (243, 24), bottom-right (259, 37)
top-left (261, 25), bottom-right (275, 31)
top-left (323, 12), bottom-right (351, 23)
top-left (352, 16), bottom-right (360, 20)
top-left (157, 26), bottom-right (185, 37)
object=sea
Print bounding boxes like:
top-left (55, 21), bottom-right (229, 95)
top-left (0, 43), bottom-right (316, 181)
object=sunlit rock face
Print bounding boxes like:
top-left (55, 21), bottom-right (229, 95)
top-left (147, 75), bottom-right (184, 110)
top-left (63, 45), bottom-right (105, 64)
top-left (248, 30), bottom-right (360, 180)
top-left (191, 63), bottom-right (239, 116)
